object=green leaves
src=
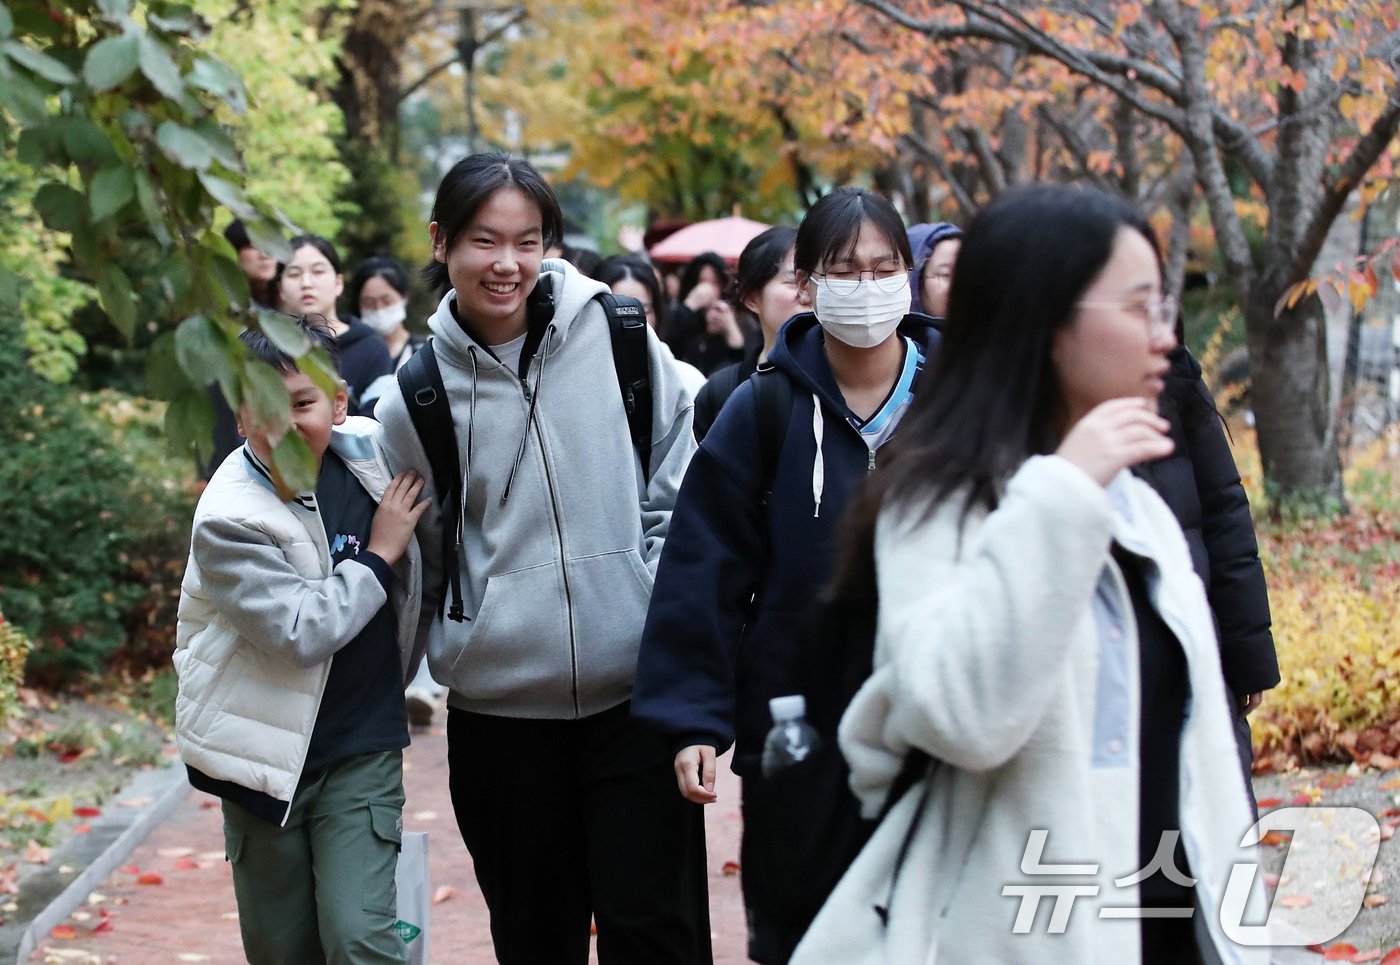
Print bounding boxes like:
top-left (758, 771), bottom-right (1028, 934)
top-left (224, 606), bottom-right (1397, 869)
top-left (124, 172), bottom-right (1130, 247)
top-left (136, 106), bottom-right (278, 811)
top-left (33, 182), bottom-right (85, 232)
top-left (83, 34), bottom-right (139, 91)
top-left (174, 314), bottom-right (233, 388)
top-left (89, 165), bottom-right (134, 222)
top-left (258, 311), bottom-right (312, 357)
top-left (3, 40), bottom-right (78, 84)
top-left (242, 359), bottom-right (291, 440)
top-left (271, 432), bottom-right (317, 494)
top-left (187, 56), bottom-right (245, 114)
top-left (137, 34), bottom-right (183, 101)
top-left (95, 262), bottom-right (135, 340)
top-left (155, 120), bottom-right (213, 170)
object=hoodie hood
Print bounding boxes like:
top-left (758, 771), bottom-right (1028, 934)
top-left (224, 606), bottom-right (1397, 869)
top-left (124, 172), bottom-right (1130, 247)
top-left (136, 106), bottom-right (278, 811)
top-left (907, 221), bottom-right (963, 316)
top-left (766, 311), bottom-right (940, 422)
top-left (426, 257), bottom-right (611, 371)
top-left (336, 316), bottom-right (378, 349)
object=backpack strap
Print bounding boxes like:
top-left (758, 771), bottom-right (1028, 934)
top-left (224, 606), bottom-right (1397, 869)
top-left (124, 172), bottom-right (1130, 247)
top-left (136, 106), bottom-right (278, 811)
top-left (598, 292), bottom-right (654, 483)
top-left (750, 364), bottom-right (794, 504)
top-left (395, 340), bottom-right (468, 623)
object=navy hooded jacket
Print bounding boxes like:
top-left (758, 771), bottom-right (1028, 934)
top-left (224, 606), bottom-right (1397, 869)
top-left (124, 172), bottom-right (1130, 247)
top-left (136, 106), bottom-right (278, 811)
top-left (632, 311), bottom-right (940, 776)
top-left (906, 221), bottom-right (963, 317)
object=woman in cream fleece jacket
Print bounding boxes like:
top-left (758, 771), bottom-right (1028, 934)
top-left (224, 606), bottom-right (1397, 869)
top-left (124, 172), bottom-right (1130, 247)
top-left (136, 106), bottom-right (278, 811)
top-left (792, 186), bottom-right (1269, 965)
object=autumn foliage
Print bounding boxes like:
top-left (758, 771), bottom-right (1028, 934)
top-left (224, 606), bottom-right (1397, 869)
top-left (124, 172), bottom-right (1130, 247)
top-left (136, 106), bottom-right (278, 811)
top-left (1241, 431), bottom-right (1400, 773)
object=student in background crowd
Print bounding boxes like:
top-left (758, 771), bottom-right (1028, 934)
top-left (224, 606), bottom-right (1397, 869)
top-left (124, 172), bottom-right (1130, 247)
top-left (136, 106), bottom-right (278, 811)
top-left (278, 235), bottom-right (393, 416)
top-left (691, 226), bottom-right (801, 441)
top-left (906, 221), bottom-right (962, 319)
top-left (666, 252), bottom-right (755, 375)
top-left (596, 253), bottom-right (707, 399)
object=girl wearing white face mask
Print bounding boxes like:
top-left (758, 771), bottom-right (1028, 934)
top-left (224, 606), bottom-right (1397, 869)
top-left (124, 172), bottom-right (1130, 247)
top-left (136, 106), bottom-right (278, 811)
top-left (633, 187), bottom-right (940, 964)
top-left (350, 256), bottom-right (425, 371)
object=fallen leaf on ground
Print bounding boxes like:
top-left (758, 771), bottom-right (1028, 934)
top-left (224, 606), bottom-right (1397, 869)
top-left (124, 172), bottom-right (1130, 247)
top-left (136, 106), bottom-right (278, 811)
top-left (115, 797), bottom-right (152, 809)
top-left (198, 851), bottom-right (224, 862)
top-left (198, 800), bottom-right (219, 810)
top-left (1322, 943), bottom-right (1357, 960)
top-left (86, 893), bottom-right (106, 905)
top-left (70, 912), bottom-right (90, 922)
top-left (73, 807), bottom-right (101, 818)
top-left (136, 872), bottom-right (163, 885)
top-left (1260, 830), bottom-right (1292, 847)
top-left (1278, 894), bottom-right (1313, 908)
top-left (91, 917), bottom-right (112, 934)
top-left (158, 847), bottom-right (194, 858)
top-left (1380, 950), bottom-right (1400, 965)
top-left (174, 858), bottom-right (199, 870)
top-left (432, 885), bottom-right (456, 905)
top-left (49, 924), bottom-right (76, 939)
top-left (119, 865), bottom-right (140, 875)
top-left (1354, 951), bottom-right (1386, 963)
top-left (721, 860), bottom-right (740, 876)
top-left (1365, 894), bottom-right (1389, 908)
top-left (72, 824), bottom-right (90, 834)
top-left (1257, 797), bottom-right (1283, 808)
top-left (1381, 777), bottom-right (1400, 791)
top-left (23, 840), bottom-right (51, 865)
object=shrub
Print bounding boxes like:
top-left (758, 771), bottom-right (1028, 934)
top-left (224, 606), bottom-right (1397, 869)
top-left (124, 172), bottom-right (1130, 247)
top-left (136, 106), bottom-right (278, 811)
top-left (0, 609), bottom-right (31, 726)
top-left (0, 311), bottom-right (195, 687)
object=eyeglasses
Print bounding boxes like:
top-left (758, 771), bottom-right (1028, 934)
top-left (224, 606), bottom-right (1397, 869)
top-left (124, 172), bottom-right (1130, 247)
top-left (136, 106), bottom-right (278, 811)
top-left (813, 261), bottom-right (910, 296)
top-left (1076, 293), bottom-right (1178, 334)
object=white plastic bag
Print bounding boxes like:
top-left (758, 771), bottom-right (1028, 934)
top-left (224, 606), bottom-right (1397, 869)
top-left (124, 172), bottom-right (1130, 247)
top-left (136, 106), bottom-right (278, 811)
top-left (393, 830), bottom-right (430, 965)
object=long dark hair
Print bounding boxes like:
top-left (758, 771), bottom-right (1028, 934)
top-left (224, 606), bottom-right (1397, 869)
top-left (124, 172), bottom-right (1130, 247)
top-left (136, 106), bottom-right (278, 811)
top-left (423, 152), bottom-right (564, 293)
top-left (831, 184), bottom-right (1160, 605)
top-left (677, 251), bottom-right (730, 303)
top-left (349, 255), bottom-right (410, 308)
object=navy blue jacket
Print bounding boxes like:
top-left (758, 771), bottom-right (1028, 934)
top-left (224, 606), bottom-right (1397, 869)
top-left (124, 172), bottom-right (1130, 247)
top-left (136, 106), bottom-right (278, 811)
top-left (632, 311), bottom-right (940, 776)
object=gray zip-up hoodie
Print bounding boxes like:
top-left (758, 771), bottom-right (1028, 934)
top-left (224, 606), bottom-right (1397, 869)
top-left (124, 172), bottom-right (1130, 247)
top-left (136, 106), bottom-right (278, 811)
top-left (376, 259), bottom-right (697, 719)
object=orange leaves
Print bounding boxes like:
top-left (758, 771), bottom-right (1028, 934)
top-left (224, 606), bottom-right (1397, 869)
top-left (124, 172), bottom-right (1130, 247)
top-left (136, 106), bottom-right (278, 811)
top-left (49, 924), bottom-right (77, 939)
top-left (1324, 945), bottom-right (1360, 961)
top-left (721, 859), bottom-right (741, 876)
top-left (136, 872), bottom-right (163, 885)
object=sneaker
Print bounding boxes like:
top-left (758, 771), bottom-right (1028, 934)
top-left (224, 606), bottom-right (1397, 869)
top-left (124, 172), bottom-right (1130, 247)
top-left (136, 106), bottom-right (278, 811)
top-left (405, 687), bottom-right (435, 727)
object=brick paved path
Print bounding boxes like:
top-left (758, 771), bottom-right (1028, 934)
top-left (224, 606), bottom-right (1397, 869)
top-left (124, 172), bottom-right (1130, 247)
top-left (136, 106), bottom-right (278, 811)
top-left (27, 727), bottom-right (750, 964)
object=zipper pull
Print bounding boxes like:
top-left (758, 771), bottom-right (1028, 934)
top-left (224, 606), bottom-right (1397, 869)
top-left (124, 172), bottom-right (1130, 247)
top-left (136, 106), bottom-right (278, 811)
top-left (868, 449), bottom-right (876, 472)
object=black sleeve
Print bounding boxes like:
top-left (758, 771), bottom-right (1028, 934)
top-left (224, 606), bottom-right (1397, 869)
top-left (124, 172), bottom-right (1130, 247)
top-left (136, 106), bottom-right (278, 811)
top-left (1178, 355), bottom-right (1280, 695)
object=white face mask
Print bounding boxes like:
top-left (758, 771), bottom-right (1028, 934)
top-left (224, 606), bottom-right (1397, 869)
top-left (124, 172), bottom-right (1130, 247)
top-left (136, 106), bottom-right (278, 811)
top-left (361, 300), bottom-right (407, 335)
top-left (814, 276), bottom-right (910, 348)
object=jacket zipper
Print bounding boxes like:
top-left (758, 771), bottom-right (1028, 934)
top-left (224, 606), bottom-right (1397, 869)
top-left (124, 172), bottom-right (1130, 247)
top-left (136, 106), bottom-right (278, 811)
top-left (868, 448), bottom-right (876, 472)
top-left (520, 338), bottom-right (581, 717)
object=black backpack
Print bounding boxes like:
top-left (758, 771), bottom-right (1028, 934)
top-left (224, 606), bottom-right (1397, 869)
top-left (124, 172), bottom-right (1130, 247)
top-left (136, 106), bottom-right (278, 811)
top-left (395, 291), bottom-right (652, 622)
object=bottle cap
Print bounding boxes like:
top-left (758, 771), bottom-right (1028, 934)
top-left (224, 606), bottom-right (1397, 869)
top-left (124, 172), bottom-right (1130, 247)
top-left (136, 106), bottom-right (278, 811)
top-left (769, 695), bottom-right (806, 721)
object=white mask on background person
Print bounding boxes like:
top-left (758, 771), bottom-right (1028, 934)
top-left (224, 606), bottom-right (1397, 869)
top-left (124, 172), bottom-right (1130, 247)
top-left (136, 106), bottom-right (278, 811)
top-left (813, 276), bottom-right (910, 348)
top-left (361, 300), bottom-right (407, 335)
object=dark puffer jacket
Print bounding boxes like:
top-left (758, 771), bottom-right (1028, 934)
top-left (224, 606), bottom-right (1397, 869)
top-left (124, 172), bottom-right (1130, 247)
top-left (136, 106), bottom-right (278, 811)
top-left (1137, 346), bottom-right (1279, 698)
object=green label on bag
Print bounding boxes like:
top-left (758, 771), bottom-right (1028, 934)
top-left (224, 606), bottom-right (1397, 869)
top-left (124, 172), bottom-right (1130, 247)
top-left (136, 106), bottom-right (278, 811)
top-left (394, 920), bottom-right (422, 944)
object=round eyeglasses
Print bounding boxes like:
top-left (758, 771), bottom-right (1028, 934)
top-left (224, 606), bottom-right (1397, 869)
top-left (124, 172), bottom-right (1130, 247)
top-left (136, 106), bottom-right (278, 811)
top-left (812, 262), bottom-right (911, 297)
top-left (1075, 293), bottom-right (1178, 334)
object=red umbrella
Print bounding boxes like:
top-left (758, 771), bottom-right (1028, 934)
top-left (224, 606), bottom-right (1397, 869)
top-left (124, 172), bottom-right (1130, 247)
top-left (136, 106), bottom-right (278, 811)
top-left (648, 216), bottom-right (772, 265)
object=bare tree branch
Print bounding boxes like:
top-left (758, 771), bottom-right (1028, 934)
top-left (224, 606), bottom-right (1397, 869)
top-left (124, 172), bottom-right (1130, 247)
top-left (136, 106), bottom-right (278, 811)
top-left (1292, 76), bottom-right (1400, 279)
top-left (898, 130), bottom-right (978, 217)
top-left (400, 55), bottom-right (461, 101)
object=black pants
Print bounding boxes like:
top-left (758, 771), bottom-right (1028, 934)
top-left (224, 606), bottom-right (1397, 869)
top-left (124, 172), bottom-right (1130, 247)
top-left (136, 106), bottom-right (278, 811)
top-left (447, 702), bottom-right (712, 965)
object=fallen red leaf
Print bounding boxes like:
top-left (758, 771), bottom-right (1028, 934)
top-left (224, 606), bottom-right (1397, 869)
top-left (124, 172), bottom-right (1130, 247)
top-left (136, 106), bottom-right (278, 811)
top-left (49, 924), bottom-right (76, 939)
top-left (1290, 795), bottom-right (1313, 806)
top-left (721, 860), bottom-right (741, 877)
top-left (1260, 830), bottom-right (1292, 847)
top-left (25, 808), bottom-right (49, 822)
top-left (56, 750), bottom-right (80, 764)
top-left (1380, 950), bottom-right (1400, 965)
top-left (73, 807), bottom-right (101, 818)
top-left (1278, 894), bottom-right (1313, 908)
top-left (73, 824), bottom-right (91, 834)
top-left (1354, 951), bottom-right (1386, 963)
top-left (1364, 894), bottom-right (1389, 908)
top-left (199, 799), bottom-right (219, 810)
top-left (135, 872), bottom-right (163, 885)
top-left (119, 865), bottom-right (140, 875)
top-left (91, 917), bottom-right (113, 934)
top-left (173, 858), bottom-right (199, 870)
top-left (1256, 797), bottom-right (1283, 808)
top-left (1324, 944), bottom-right (1358, 960)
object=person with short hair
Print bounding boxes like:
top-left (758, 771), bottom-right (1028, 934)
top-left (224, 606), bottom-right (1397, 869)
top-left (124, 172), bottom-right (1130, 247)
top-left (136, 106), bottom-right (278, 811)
top-left (375, 152), bottom-right (709, 965)
top-left (174, 317), bottom-right (429, 964)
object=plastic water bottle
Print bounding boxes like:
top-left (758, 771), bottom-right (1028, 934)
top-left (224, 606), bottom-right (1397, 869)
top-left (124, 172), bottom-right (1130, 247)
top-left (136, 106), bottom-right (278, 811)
top-left (761, 695), bottom-right (822, 777)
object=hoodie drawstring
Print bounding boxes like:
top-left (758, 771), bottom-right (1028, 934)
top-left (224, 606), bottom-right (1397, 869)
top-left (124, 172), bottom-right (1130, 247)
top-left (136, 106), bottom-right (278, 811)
top-left (501, 326), bottom-right (553, 505)
top-left (811, 392), bottom-right (824, 518)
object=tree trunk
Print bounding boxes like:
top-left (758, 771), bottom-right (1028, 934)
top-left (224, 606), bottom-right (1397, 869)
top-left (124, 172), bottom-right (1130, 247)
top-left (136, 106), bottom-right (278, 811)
top-left (1245, 284), bottom-right (1345, 511)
